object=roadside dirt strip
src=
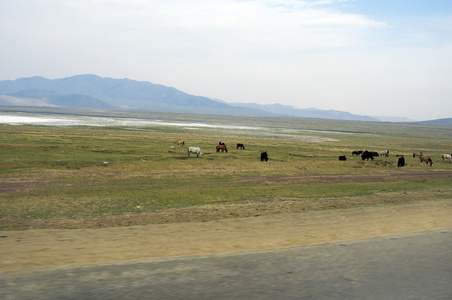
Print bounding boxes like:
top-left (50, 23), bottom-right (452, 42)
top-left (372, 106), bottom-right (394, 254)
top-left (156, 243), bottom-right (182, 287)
top-left (1, 198), bottom-right (451, 272)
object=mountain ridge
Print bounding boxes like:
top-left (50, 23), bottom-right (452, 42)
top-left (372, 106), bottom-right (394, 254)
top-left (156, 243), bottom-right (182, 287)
top-left (0, 74), bottom-right (391, 121)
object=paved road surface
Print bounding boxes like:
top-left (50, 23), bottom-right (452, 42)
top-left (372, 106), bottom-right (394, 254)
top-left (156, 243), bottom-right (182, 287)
top-left (1, 229), bottom-right (451, 300)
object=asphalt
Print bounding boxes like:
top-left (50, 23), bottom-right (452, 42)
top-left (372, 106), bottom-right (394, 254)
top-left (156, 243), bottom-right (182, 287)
top-left (1, 228), bottom-right (451, 300)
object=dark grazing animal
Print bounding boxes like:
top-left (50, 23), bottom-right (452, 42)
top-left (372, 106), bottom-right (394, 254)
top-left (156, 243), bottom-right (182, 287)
top-left (361, 151), bottom-right (376, 161)
top-left (419, 156), bottom-right (433, 166)
top-left (397, 156), bottom-right (405, 167)
top-left (352, 151), bottom-right (363, 156)
top-left (216, 144), bottom-right (228, 153)
top-left (339, 155), bottom-right (347, 161)
top-left (260, 151), bottom-right (268, 161)
top-left (236, 143), bottom-right (245, 150)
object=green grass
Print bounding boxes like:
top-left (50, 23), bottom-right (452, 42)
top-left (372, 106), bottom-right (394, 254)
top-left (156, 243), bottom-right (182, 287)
top-left (1, 111), bottom-right (452, 222)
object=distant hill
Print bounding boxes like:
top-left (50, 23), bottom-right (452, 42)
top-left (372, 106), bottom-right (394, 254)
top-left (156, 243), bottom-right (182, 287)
top-left (229, 103), bottom-right (379, 121)
top-left (0, 74), bottom-right (381, 121)
top-left (418, 118), bottom-right (452, 126)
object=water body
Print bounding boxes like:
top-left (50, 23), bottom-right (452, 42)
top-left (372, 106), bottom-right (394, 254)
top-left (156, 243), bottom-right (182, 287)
top-left (0, 114), bottom-right (262, 130)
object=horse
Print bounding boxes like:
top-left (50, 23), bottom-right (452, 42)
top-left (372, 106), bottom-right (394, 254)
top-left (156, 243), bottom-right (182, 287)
top-left (419, 156), bottom-right (433, 166)
top-left (361, 151), bottom-right (377, 161)
top-left (397, 156), bottom-right (405, 167)
top-left (187, 147), bottom-right (203, 158)
top-left (261, 151), bottom-right (268, 161)
top-left (236, 143), bottom-right (245, 150)
top-left (379, 150), bottom-right (389, 157)
top-left (352, 151), bottom-right (363, 156)
top-left (174, 140), bottom-right (185, 146)
top-left (413, 152), bottom-right (423, 158)
top-left (442, 154), bottom-right (452, 162)
top-left (216, 144), bottom-right (228, 153)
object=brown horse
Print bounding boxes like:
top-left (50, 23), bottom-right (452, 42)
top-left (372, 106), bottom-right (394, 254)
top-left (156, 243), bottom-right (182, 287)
top-left (174, 140), bottom-right (185, 146)
top-left (413, 152), bottom-right (423, 158)
top-left (216, 144), bottom-right (228, 153)
top-left (419, 156), bottom-right (433, 166)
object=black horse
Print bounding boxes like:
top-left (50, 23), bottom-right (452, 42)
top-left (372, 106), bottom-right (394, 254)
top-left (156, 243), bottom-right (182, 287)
top-left (397, 156), bottom-right (405, 167)
top-left (361, 151), bottom-right (377, 161)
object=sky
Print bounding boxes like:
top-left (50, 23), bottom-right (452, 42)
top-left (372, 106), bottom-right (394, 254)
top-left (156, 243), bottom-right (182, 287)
top-left (1, 0), bottom-right (452, 121)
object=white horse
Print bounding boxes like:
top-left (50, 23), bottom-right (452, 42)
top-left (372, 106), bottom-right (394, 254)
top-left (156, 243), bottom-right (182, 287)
top-left (379, 150), bottom-right (389, 157)
top-left (442, 154), bottom-right (452, 162)
top-left (188, 147), bottom-right (203, 158)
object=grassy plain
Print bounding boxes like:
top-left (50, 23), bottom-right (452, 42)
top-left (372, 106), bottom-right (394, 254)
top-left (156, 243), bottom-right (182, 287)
top-left (1, 111), bottom-right (452, 230)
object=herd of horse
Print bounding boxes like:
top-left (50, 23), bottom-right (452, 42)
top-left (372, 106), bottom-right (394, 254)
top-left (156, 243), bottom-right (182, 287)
top-left (177, 140), bottom-right (269, 161)
top-left (347, 149), bottom-right (452, 167)
top-left (179, 140), bottom-right (450, 167)
top-left (177, 141), bottom-right (245, 156)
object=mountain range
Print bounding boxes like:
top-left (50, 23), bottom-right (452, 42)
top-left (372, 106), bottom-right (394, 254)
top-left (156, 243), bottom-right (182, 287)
top-left (0, 74), bottom-right (399, 121)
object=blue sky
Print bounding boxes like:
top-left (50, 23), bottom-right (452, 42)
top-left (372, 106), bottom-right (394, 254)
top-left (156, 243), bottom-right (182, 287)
top-left (1, 0), bottom-right (451, 120)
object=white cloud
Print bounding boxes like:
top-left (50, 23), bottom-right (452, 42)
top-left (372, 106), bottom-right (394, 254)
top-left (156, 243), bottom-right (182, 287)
top-left (1, 0), bottom-right (387, 60)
